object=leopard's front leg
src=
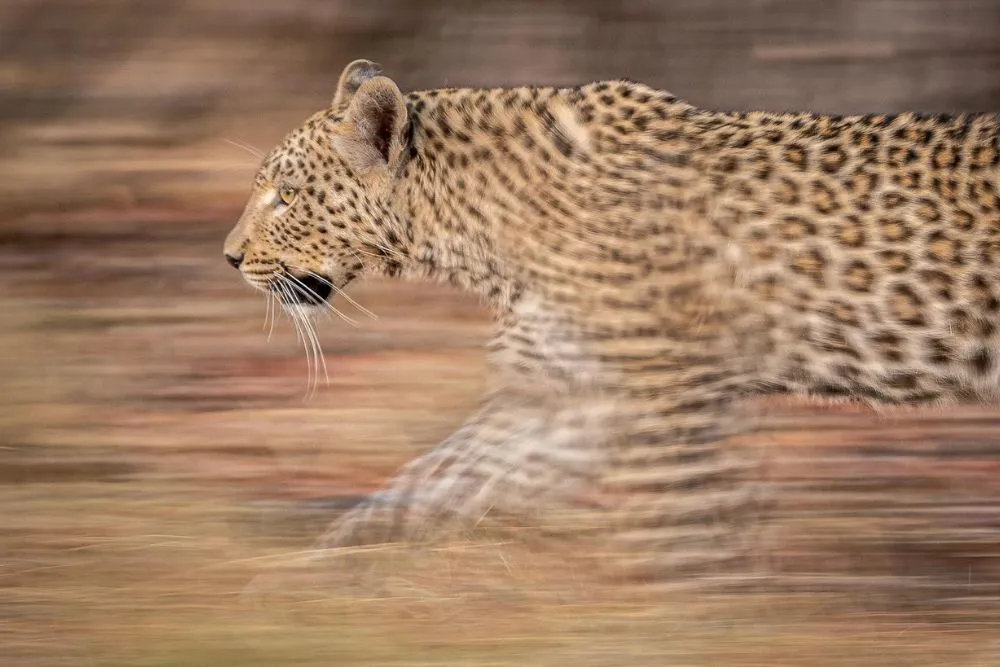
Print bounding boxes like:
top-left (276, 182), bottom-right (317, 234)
top-left (313, 387), bottom-right (608, 551)
top-left (241, 299), bottom-right (607, 601)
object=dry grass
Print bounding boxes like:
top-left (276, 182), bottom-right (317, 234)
top-left (4, 479), bottom-right (998, 667)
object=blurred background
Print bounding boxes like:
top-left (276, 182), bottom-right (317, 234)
top-left (3, 1), bottom-right (1000, 665)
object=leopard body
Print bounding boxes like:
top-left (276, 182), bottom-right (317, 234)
top-left (224, 59), bottom-right (1000, 584)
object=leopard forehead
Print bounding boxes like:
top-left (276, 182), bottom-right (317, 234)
top-left (256, 111), bottom-right (346, 188)
top-left (248, 115), bottom-right (365, 258)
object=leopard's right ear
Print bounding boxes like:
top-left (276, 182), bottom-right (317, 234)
top-left (330, 75), bottom-right (409, 175)
top-left (333, 59), bottom-right (384, 109)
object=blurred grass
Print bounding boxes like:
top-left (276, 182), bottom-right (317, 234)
top-left (2, 205), bottom-right (1000, 665)
top-left (3, 477), bottom-right (998, 667)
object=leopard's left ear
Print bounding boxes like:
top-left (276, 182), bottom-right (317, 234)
top-left (331, 75), bottom-right (409, 175)
top-left (332, 59), bottom-right (383, 109)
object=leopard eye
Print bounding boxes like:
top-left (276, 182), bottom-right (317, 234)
top-left (277, 186), bottom-right (297, 206)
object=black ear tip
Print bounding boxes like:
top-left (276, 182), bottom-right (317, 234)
top-left (350, 58), bottom-right (382, 70)
top-left (335, 59), bottom-right (388, 107)
top-left (346, 59), bottom-right (383, 82)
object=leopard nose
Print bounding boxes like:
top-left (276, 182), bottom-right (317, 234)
top-left (224, 252), bottom-right (244, 269)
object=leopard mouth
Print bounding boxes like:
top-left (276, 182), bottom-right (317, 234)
top-left (274, 272), bottom-right (334, 306)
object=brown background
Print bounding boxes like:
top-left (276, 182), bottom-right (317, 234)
top-left (2, 2), bottom-right (1000, 665)
top-left (3, 0), bottom-right (1000, 211)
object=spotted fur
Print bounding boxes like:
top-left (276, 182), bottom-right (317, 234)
top-left (224, 59), bottom-right (1000, 585)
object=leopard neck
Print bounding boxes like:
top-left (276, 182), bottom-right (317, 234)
top-left (388, 81), bottom-right (699, 314)
top-left (391, 86), bottom-right (567, 313)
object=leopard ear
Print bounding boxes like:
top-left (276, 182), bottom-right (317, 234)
top-left (332, 75), bottom-right (409, 175)
top-left (332, 59), bottom-right (383, 108)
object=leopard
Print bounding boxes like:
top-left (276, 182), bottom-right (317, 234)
top-left (223, 58), bottom-right (1000, 588)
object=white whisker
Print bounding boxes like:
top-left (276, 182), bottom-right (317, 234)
top-left (266, 290), bottom-right (278, 341)
top-left (347, 248), bottom-right (370, 272)
top-left (276, 280), bottom-right (316, 396)
top-left (370, 241), bottom-right (404, 260)
top-left (222, 137), bottom-right (265, 160)
top-left (277, 278), bottom-right (336, 397)
top-left (286, 264), bottom-right (377, 320)
top-left (263, 289), bottom-right (273, 335)
top-left (284, 272), bottom-right (359, 327)
top-left (351, 247), bottom-right (384, 259)
top-left (301, 310), bottom-right (329, 389)
top-left (323, 277), bottom-right (377, 321)
top-left (347, 248), bottom-right (366, 264)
